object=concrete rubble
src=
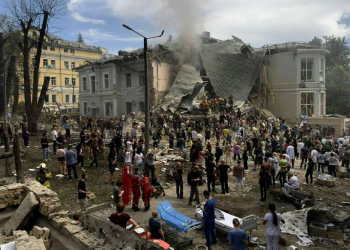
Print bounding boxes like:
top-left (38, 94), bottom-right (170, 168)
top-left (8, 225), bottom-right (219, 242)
top-left (30, 226), bottom-right (51, 250)
top-left (4, 192), bottom-right (39, 236)
top-left (13, 230), bottom-right (46, 250)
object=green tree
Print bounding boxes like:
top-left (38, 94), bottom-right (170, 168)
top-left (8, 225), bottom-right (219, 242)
top-left (309, 36), bottom-right (323, 47)
top-left (326, 65), bottom-right (350, 115)
top-left (77, 33), bottom-right (84, 44)
top-left (325, 36), bottom-right (350, 72)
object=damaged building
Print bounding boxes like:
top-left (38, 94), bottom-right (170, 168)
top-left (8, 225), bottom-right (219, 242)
top-left (75, 32), bottom-right (344, 133)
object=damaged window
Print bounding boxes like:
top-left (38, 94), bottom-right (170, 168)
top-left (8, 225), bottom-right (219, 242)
top-left (301, 58), bottom-right (314, 82)
top-left (126, 73), bottom-right (131, 88)
top-left (301, 92), bottom-right (314, 117)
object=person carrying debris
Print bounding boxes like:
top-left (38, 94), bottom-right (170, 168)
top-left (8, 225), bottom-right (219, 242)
top-left (36, 163), bottom-right (52, 189)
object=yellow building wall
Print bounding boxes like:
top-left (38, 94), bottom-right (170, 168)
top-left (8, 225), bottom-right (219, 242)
top-left (19, 41), bottom-right (103, 112)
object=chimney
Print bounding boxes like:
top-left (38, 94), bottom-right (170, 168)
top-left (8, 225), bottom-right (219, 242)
top-left (202, 31), bottom-right (210, 38)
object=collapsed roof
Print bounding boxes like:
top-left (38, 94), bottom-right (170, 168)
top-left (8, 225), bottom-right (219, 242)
top-left (199, 39), bottom-right (265, 101)
top-left (159, 63), bottom-right (204, 113)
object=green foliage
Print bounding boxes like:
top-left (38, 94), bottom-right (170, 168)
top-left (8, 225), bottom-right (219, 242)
top-left (326, 65), bottom-right (350, 115)
top-left (309, 36), bottom-right (323, 47)
top-left (77, 33), bottom-right (84, 44)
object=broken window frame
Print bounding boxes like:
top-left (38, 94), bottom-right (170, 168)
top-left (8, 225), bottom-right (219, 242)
top-left (82, 77), bottom-right (87, 91)
top-left (139, 72), bottom-right (145, 87)
top-left (301, 92), bottom-right (314, 117)
top-left (91, 75), bottom-right (96, 93)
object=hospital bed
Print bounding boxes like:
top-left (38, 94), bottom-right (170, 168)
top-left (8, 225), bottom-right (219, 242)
top-left (157, 201), bottom-right (202, 248)
top-left (195, 205), bottom-right (258, 236)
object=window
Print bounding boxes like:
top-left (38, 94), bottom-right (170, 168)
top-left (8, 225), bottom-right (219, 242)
top-left (83, 102), bottom-right (87, 115)
top-left (105, 102), bottom-right (110, 117)
top-left (71, 62), bottom-right (75, 69)
top-left (104, 74), bottom-right (109, 89)
top-left (126, 73), bottom-right (131, 88)
top-left (126, 102), bottom-right (132, 114)
top-left (72, 78), bottom-right (76, 86)
top-left (139, 72), bottom-right (145, 86)
top-left (42, 45), bottom-right (47, 50)
top-left (73, 95), bottom-right (76, 103)
top-left (45, 95), bottom-right (49, 103)
top-left (65, 95), bottom-right (70, 103)
top-left (64, 48), bottom-right (69, 53)
top-left (65, 77), bottom-right (69, 86)
top-left (139, 102), bottom-right (145, 112)
top-left (301, 58), bottom-right (314, 82)
top-left (43, 59), bottom-right (48, 67)
top-left (52, 94), bottom-right (57, 103)
top-left (51, 60), bottom-right (56, 68)
top-left (82, 77), bottom-right (87, 90)
top-left (91, 76), bottom-right (96, 93)
top-left (301, 93), bottom-right (314, 117)
top-left (71, 49), bottom-right (75, 54)
top-left (50, 46), bottom-right (55, 51)
top-left (51, 77), bottom-right (56, 86)
top-left (64, 61), bottom-right (69, 69)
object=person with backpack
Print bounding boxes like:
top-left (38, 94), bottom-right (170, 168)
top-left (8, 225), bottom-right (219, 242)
top-left (187, 165), bottom-right (201, 206)
top-left (174, 162), bottom-right (184, 199)
top-left (168, 130), bottom-right (175, 149)
top-left (177, 136), bottom-right (185, 155)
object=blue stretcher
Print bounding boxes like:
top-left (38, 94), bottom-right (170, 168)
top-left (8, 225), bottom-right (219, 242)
top-left (157, 201), bottom-right (202, 248)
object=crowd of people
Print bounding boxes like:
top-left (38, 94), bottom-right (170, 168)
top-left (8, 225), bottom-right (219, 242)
top-left (12, 98), bottom-right (350, 250)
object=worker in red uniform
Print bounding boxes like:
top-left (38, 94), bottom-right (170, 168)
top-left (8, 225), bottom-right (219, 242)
top-left (141, 173), bottom-right (150, 211)
top-left (130, 168), bottom-right (141, 212)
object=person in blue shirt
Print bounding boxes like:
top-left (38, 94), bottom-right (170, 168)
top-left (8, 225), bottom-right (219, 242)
top-left (66, 145), bottom-right (78, 180)
top-left (200, 190), bottom-right (217, 250)
top-left (227, 218), bottom-right (248, 250)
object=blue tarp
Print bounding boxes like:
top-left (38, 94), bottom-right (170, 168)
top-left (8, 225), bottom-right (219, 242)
top-left (157, 201), bottom-right (201, 233)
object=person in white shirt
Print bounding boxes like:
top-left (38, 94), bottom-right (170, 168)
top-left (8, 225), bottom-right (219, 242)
top-left (263, 203), bottom-right (285, 250)
top-left (134, 148), bottom-right (144, 176)
top-left (191, 130), bottom-right (197, 140)
top-left (310, 147), bottom-right (318, 169)
top-left (286, 145), bottom-right (295, 168)
top-left (194, 102), bottom-right (200, 115)
top-left (125, 149), bottom-right (132, 165)
top-left (51, 127), bottom-right (58, 155)
top-left (121, 114), bottom-right (125, 122)
top-left (297, 140), bottom-right (304, 159)
top-left (284, 173), bottom-right (299, 190)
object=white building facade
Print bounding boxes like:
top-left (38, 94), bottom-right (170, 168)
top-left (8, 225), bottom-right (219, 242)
top-left (77, 58), bottom-right (173, 118)
top-left (266, 47), bottom-right (329, 120)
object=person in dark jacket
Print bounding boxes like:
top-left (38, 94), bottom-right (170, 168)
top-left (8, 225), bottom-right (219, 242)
top-left (187, 165), bottom-right (201, 206)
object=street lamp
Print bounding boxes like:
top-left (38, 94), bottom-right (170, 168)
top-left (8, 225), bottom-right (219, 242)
top-left (122, 24), bottom-right (164, 159)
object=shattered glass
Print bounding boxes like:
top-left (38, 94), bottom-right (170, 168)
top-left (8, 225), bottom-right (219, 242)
top-left (318, 174), bottom-right (335, 180)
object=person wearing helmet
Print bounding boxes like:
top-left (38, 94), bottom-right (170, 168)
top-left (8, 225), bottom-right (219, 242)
top-left (36, 163), bottom-right (52, 189)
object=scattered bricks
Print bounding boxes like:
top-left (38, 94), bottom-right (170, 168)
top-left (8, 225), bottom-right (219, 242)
top-left (31, 226), bottom-right (44, 238)
top-left (14, 230), bottom-right (46, 250)
top-left (51, 216), bottom-right (69, 228)
top-left (30, 226), bottom-right (51, 250)
top-left (4, 192), bottom-right (39, 236)
top-left (309, 221), bottom-right (328, 238)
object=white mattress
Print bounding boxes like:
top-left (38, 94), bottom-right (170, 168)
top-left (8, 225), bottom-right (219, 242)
top-left (195, 208), bottom-right (243, 231)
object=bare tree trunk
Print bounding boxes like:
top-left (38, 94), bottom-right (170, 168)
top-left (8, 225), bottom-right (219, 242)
top-left (12, 75), bottom-right (19, 117)
top-left (6, 55), bottom-right (16, 108)
top-left (13, 131), bottom-right (24, 183)
top-left (3, 127), bottom-right (12, 176)
top-left (0, 33), bottom-right (8, 119)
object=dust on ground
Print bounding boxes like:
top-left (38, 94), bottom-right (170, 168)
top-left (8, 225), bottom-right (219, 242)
top-left (1, 124), bottom-right (350, 249)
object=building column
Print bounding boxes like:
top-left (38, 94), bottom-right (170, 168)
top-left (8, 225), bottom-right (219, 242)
top-left (313, 92), bottom-right (320, 117)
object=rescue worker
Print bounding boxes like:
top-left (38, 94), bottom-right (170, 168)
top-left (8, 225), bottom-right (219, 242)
top-left (36, 163), bottom-right (52, 189)
top-left (141, 173), bottom-right (150, 211)
top-left (130, 168), bottom-right (141, 211)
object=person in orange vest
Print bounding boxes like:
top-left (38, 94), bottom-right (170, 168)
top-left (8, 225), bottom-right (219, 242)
top-left (130, 168), bottom-right (141, 212)
top-left (141, 173), bottom-right (150, 211)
